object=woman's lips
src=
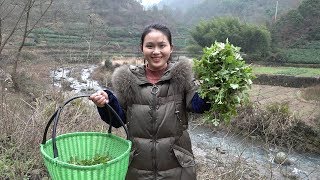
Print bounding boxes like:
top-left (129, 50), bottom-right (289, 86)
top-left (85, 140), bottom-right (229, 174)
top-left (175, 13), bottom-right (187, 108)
top-left (152, 57), bottom-right (162, 61)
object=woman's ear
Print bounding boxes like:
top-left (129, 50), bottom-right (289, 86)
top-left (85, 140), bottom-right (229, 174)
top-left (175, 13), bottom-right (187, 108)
top-left (170, 45), bottom-right (173, 53)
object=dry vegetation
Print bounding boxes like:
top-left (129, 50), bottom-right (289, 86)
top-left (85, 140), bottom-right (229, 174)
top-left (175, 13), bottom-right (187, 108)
top-left (301, 85), bottom-right (320, 102)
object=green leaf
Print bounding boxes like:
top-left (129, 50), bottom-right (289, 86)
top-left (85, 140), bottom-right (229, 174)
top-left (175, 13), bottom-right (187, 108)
top-left (230, 84), bottom-right (239, 89)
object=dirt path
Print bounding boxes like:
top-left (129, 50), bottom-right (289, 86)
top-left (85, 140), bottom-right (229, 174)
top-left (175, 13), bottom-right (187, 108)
top-left (249, 84), bottom-right (319, 125)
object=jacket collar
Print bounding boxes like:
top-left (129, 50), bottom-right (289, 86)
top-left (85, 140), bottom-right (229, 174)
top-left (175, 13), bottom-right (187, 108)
top-left (129, 62), bottom-right (176, 85)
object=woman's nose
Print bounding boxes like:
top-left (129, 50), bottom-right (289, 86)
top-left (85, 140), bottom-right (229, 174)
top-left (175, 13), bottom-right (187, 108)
top-left (153, 47), bottom-right (160, 54)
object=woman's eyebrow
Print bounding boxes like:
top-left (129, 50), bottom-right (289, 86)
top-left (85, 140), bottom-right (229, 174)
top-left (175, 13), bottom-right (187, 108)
top-left (145, 41), bottom-right (167, 44)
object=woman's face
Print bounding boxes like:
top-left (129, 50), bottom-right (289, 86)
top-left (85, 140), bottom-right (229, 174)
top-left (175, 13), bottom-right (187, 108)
top-left (142, 30), bottom-right (173, 71)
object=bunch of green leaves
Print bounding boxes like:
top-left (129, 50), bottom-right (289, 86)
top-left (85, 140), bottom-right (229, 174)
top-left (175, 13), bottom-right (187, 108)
top-left (68, 154), bottom-right (112, 166)
top-left (193, 39), bottom-right (255, 125)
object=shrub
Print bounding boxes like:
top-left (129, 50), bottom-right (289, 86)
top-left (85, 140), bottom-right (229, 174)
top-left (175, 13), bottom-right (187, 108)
top-left (190, 17), bottom-right (271, 59)
top-left (104, 56), bottom-right (114, 70)
top-left (232, 102), bottom-right (299, 148)
top-left (13, 71), bottom-right (44, 98)
top-left (301, 85), bottom-right (320, 101)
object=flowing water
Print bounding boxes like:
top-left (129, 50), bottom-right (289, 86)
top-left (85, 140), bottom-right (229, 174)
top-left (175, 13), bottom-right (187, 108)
top-left (190, 123), bottom-right (320, 180)
top-left (51, 65), bottom-right (103, 94)
top-left (51, 65), bottom-right (320, 180)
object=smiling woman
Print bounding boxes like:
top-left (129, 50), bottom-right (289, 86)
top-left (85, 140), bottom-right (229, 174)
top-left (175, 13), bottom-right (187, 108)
top-left (89, 23), bottom-right (211, 180)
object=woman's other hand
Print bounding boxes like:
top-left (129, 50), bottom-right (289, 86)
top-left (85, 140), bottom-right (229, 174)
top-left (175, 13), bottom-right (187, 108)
top-left (89, 91), bottom-right (109, 107)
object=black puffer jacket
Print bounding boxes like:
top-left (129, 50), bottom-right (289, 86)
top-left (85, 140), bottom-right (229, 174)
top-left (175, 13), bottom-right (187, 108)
top-left (111, 59), bottom-right (197, 180)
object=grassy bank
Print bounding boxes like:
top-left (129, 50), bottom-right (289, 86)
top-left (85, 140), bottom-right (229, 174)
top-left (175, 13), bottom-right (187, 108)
top-left (253, 66), bottom-right (320, 77)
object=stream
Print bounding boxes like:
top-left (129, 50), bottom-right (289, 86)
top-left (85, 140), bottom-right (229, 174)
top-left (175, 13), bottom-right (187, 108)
top-left (51, 65), bottom-right (103, 94)
top-left (190, 123), bottom-right (320, 180)
top-left (51, 66), bottom-right (320, 180)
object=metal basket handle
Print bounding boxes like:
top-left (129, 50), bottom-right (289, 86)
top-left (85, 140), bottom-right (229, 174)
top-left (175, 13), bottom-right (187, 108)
top-left (41, 95), bottom-right (128, 158)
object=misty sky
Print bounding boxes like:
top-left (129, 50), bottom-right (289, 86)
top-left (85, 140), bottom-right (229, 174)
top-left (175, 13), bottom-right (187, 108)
top-left (141, 0), bottom-right (161, 7)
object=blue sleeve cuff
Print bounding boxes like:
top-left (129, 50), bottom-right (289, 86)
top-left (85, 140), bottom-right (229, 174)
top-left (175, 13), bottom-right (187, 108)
top-left (191, 92), bottom-right (211, 113)
top-left (97, 89), bottom-right (126, 128)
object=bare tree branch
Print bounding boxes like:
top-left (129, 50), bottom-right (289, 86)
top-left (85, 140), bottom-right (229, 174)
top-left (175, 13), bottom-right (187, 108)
top-left (0, 0), bottom-right (7, 7)
top-left (12, 0), bottom-right (32, 90)
top-left (1, 5), bottom-right (17, 20)
top-left (18, 0), bottom-right (32, 52)
top-left (0, 2), bottom-right (28, 54)
top-left (27, 0), bottom-right (53, 34)
top-left (9, 0), bottom-right (54, 90)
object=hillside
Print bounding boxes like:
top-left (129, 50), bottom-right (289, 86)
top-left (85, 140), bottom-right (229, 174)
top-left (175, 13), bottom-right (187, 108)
top-left (2, 0), bottom-right (318, 64)
top-left (272, 0), bottom-right (320, 47)
top-left (269, 0), bottom-right (320, 64)
top-left (157, 0), bottom-right (303, 25)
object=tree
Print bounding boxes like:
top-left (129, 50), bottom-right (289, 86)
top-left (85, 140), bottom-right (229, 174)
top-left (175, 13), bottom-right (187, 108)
top-left (271, 0), bottom-right (320, 47)
top-left (0, 0), bottom-right (53, 90)
top-left (190, 17), bottom-right (271, 59)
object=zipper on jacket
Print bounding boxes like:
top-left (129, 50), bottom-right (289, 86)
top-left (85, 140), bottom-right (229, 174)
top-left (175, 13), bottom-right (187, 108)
top-left (151, 84), bottom-right (159, 179)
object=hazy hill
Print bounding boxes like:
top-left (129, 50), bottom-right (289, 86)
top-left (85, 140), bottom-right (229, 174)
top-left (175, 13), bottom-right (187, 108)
top-left (272, 0), bottom-right (320, 47)
top-left (89, 0), bottom-right (144, 26)
top-left (158, 0), bottom-right (303, 25)
top-left (158, 0), bottom-right (204, 12)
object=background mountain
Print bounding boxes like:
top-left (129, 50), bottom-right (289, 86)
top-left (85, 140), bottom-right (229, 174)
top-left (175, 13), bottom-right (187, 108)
top-left (3, 0), bottom-right (317, 63)
top-left (158, 0), bottom-right (204, 12)
top-left (158, 0), bottom-right (303, 25)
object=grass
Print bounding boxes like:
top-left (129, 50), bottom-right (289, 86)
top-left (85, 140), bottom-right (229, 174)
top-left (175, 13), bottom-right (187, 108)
top-left (253, 66), bottom-right (320, 77)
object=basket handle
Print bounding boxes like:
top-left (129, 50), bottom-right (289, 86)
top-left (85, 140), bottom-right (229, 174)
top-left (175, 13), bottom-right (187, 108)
top-left (41, 95), bottom-right (129, 158)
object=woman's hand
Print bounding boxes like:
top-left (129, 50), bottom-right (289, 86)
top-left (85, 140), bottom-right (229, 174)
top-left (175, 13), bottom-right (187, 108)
top-left (89, 91), bottom-right (109, 107)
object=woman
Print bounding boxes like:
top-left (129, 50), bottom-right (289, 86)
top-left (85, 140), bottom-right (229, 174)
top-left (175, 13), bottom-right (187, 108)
top-left (90, 23), bottom-right (210, 180)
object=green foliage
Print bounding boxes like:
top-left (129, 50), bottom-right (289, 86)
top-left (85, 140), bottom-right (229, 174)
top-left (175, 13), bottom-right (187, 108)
top-left (68, 154), bottom-right (112, 166)
top-left (272, 0), bottom-right (320, 47)
top-left (307, 26), bottom-right (320, 41)
top-left (32, 28), bottom-right (56, 34)
top-left (185, 38), bottom-right (203, 54)
top-left (274, 68), bottom-right (308, 76)
top-left (190, 17), bottom-right (271, 60)
top-left (282, 48), bottom-right (320, 64)
top-left (106, 27), bottom-right (140, 38)
top-left (193, 39), bottom-right (255, 125)
top-left (298, 0), bottom-right (320, 18)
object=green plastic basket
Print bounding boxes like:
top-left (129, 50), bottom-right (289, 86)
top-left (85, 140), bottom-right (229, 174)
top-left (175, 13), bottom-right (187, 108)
top-left (40, 95), bottom-right (131, 180)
